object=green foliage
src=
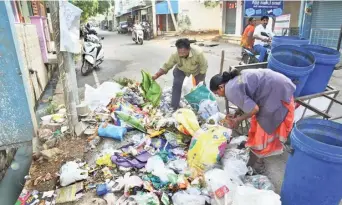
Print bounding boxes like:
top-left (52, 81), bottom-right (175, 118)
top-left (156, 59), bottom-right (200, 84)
top-left (178, 14), bottom-right (192, 32)
top-left (71, 0), bottom-right (99, 22)
top-left (98, 0), bottom-right (111, 15)
top-left (46, 101), bottom-right (58, 114)
top-left (203, 0), bottom-right (219, 8)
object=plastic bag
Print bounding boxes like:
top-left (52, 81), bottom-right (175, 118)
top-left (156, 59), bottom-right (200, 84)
top-left (228, 136), bottom-right (248, 148)
top-left (182, 75), bottom-right (196, 97)
top-left (222, 158), bottom-right (248, 185)
top-left (59, 1), bottom-right (82, 53)
top-left (222, 147), bottom-right (250, 164)
top-left (124, 176), bottom-right (143, 196)
top-left (60, 161), bottom-right (88, 187)
top-left (184, 83), bottom-right (216, 111)
top-left (84, 82), bottom-right (122, 111)
top-left (172, 191), bottom-right (206, 205)
top-left (129, 192), bottom-right (160, 205)
top-left (145, 156), bottom-right (176, 183)
top-left (98, 123), bottom-right (127, 141)
top-left (187, 126), bottom-right (231, 176)
top-left (141, 70), bottom-right (162, 107)
top-left (115, 111), bottom-right (146, 132)
top-left (173, 109), bottom-right (200, 136)
top-left (167, 159), bottom-right (189, 174)
top-left (243, 175), bottom-right (275, 191)
top-left (232, 186), bottom-right (281, 205)
top-left (205, 168), bottom-right (239, 205)
top-left (198, 100), bottom-right (219, 120)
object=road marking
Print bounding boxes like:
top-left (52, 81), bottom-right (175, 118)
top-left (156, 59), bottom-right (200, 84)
top-left (92, 69), bottom-right (100, 88)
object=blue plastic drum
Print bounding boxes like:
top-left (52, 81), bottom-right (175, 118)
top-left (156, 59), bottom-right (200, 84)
top-left (281, 119), bottom-right (342, 205)
top-left (268, 45), bottom-right (315, 97)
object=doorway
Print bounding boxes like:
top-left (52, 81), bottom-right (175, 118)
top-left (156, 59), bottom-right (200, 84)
top-left (225, 1), bottom-right (237, 34)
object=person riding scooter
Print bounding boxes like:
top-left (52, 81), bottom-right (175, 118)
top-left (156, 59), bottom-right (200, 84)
top-left (132, 21), bottom-right (143, 40)
top-left (253, 16), bottom-right (274, 62)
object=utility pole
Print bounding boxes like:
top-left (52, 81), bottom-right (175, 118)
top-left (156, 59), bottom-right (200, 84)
top-left (166, 0), bottom-right (178, 32)
top-left (151, 0), bottom-right (157, 37)
top-left (48, 1), bottom-right (79, 137)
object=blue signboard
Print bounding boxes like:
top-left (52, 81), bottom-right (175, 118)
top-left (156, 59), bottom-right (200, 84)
top-left (244, 0), bottom-right (284, 17)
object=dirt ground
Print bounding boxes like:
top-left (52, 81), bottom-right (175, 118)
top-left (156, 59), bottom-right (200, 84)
top-left (26, 137), bottom-right (87, 191)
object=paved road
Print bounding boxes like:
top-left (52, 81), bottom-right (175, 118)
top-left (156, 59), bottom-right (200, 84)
top-left (76, 30), bottom-right (241, 99)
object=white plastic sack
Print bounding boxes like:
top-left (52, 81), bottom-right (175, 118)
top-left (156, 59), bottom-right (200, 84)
top-left (59, 1), bottom-right (82, 53)
top-left (228, 136), bottom-right (248, 148)
top-left (232, 186), bottom-right (281, 205)
top-left (222, 158), bottom-right (248, 185)
top-left (84, 82), bottom-right (122, 111)
top-left (182, 75), bottom-right (195, 97)
top-left (198, 100), bottom-right (219, 120)
top-left (167, 159), bottom-right (189, 174)
top-left (222, 147), bottom-right (250, 164)
top-left (172, 191), bottom-right (206, 205)
top-left (204, 168), bottom-right (239, 205)
top-left (59, 161), bottom-right (88, 187)
top-left (145, 155), bottom-right (165, 173)
top-left (124, 176), bottom-right (143, 195)
top-left (145, 155), bottom-right (175, 183)
top-left (244, 175), bottom-right (275, 191)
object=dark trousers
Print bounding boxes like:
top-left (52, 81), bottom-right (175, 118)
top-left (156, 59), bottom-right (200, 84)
top-left (171, 68), bottom-right (206, 109)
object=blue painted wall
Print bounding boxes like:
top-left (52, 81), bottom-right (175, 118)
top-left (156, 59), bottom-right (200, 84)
top-left (0, 1), bottom-right (34, 148)
top-left (156, 0), bottom-right (178, 15)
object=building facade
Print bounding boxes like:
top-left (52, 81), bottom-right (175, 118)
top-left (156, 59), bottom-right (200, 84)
top-left (221, 0), bottom-right (302, 43)
top-left (301, 0), bottom-right (342, 50)
top-left (115, 0), bottom-right (151, 27)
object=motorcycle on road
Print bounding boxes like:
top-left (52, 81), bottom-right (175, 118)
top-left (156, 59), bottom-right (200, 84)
top-left (240, 31), bottom-right (272, 65)
top-left (81, 34), bottom-right (104, 76)
top-left (132, 24), bottom-right (144, 45)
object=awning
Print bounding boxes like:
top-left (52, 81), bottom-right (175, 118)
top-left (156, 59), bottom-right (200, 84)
top-left (156, 0), bottom-right (178, 15)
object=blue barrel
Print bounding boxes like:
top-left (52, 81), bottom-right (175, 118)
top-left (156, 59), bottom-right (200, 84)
top-left (268, 45), bottom-right (315, 97)
top-left (281, 119), bottom-right (342, 205)
top-left (300, 45), bottom-right (341, 96)
top-left (271, 36), bottom-right (309, 49)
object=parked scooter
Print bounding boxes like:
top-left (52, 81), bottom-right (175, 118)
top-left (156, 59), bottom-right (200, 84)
top-left (132, 24), bottom-right (144, 45)
top-left (142, 21), bottom-right (153, 40)
top-left (240, 32), bottom-right (271, 65)
top-left (81, 34), bottom-right (104, 76)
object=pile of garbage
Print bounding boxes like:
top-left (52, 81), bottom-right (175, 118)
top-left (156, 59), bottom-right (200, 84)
top-left (19, 71), bottom-right (281, 205)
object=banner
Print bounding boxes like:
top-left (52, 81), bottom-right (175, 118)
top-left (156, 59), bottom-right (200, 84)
top-left (59, 1), bottom-right (83, 53)
top-left (244, 0), bottom-right (284, 17)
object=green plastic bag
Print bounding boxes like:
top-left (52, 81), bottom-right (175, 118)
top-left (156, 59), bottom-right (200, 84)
top-left (115, 111), bottom-right (146, 132)
top-left (184, 84), bottom-right (216, 111)
top-left (141, 70), bottom-right (162, 107)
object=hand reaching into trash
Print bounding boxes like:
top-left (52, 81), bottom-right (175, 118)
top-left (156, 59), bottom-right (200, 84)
top-left (152, 69), bottom-right (166, 81)
top-left (234, 108), bottom-right (244, 118)
top-left (221, 114), bottom-right (240, 129)
top-left (226, 115), bottom-right (241, 129)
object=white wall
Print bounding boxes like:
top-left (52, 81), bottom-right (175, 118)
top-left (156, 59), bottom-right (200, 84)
top-left (178, 0), bottom-right (221, 31)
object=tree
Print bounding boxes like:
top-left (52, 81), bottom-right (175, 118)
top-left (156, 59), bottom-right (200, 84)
top-left (71, 0), bottom-right (99, 22)
top-left (98, 0), bottom-right (111, 15)
top-left (203, 0), bottom-right (219, 8)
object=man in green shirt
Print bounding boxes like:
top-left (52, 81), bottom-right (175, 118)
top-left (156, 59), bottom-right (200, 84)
top-left (152, 38), bottom-right (208, 109)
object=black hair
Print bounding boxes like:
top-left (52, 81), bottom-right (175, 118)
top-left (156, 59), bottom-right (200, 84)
top-left (175, 38), bottom-right (191, 49)
top-left (210, 70), bottom-right (240, 91)
top-left (261, 16), bottom-right (269, 21)
top-left (248, 17), bottom-right (254, 23)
